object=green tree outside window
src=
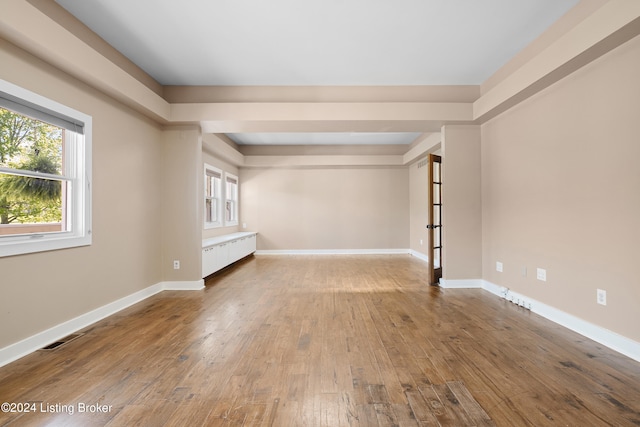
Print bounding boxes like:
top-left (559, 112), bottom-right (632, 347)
top-left (0, 107), bottom-right (63, 226)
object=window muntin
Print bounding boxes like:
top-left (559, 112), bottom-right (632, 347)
top-left (0, 79), bottom-right (91, 257)
top-left (224, 173), bottom-right (238, 226)
top-left (204, 164), bottom-right (222, 229)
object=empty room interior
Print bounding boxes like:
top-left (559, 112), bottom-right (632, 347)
top-left (1, 0), bottom-right (640, 425)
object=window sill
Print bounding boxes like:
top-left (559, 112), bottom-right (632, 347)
top-left (0, 232), bottom-right (91, 258)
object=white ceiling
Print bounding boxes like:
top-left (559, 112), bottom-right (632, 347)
top-left (55, 0), bottom-right (578, 86)
top-left (55, 0), bottom-right (579, 145)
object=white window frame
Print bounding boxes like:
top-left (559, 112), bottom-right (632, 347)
top-left (0, 79), bottom-right (92, 258)
top-left (224, 172), bottom-right (238, 226)
top-left (204, 163), bottom-right (222, 229)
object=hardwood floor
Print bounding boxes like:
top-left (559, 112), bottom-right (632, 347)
top-left (1, 255), bottom-right (639, 426)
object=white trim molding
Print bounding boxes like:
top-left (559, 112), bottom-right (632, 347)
top-left (161, 280), bottom-right (205, 291)
top-left (409, 250), bottom-right (429, 263)
top-left (439, 278), bottom-right (483, 289)
top-left (480, 280), bottom-right (640, 363)
top-left (255, 248), bottom-right (411, 256)
top-left (0, 281), bottom-right (204, 368)
top-left (439, 278), bottom-right (640, 363)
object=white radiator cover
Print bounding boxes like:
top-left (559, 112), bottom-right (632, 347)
top-left (202, 232), bottom-right (257, 277)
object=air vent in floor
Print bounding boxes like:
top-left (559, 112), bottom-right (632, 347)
top-left (40, 333), bottom-right (84, 351)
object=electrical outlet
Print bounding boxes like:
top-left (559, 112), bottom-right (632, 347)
top-left (597, 289), bottom-right (607, 306)
top-left (420, 239), bottom-right (423, 246)
top-left (242, 222), bottom-right (247, 229)
top-left (536, 268), bottom-right (546, 282)
top-left (173, 260), bottom-right (180, 270)
top-left (496, 261), bottom-right (503, 272)
top-left (521, 266), bottom-right (527, 277)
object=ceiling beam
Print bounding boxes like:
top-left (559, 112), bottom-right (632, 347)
top-left (474, 1), bottom-right (640, 123)
top-left (203, 131), bottom-right (442, 168)
top-left (403, 133), bottom-right (442, 165)
top-left (172, 102), bottom-right (472, 134)
top-left (0, 0), bottom-right (170, 122)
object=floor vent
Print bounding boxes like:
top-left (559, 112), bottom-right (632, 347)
top-left (40, 333), bottom-right (84, 351)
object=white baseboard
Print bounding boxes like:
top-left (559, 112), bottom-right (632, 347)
top-left (439, 278), bottom-right (483, 289)
top-left (255, 248), bottom-right (411, 255)
top-left (482, 280), bottom-right (640, 363)
top-left (409, 250), bottom-right (429, 263)
top-left (442, 278), bottom-right (640, 363)
top-left (161, 279), bottom-right (205, 290)
top-left (0, 280), bottom-right (204, 368)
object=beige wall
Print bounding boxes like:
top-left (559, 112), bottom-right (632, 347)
top-left (442, 126), bottom-right (482, 280)
top-left (160, 126), bottom-right (202, 282)
top-left (481, 34), bottom-right (640, 342)
top-left (0, 39), bottom-right (164, 348)
top-left (240, 167), bottom-right (409, 251)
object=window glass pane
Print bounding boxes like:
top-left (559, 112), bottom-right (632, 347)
top-left (0, 172), bottom-right (66, 235)
top-left (206, 175), bottom-right (220, 199)
top-left (226, 200), bottom-right (232, 222)
top-left (222, 172), bottom-right (238, 225)
top-left (211, 199), bottom-right (217, 222)
top-left (205, 199), bottom-right (212, 222)
top-left (1, 107), bottom-right (63, 174)
top-left (1, 107), bottom-right (67, 235)
top-left (210, 199), bottom-right (217, 222)
top-left (204, 165), bottom-right (224, 228)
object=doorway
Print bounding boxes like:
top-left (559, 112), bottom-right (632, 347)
top-left (427, 154), bottom-right (442, 285)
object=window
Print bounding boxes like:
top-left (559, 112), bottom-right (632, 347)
top-left (224, 173), bottom-right (238, 226)
top-left (204, 164), bottom-right (222, 229)
top-left (0, 79), bottom-right (91, 257)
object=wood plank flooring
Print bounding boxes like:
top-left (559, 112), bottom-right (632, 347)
top-left (1, 255), bottom-right (640, 426)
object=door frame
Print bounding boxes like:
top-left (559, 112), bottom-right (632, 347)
top-left (427, 154), bottom-right (443, 285)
